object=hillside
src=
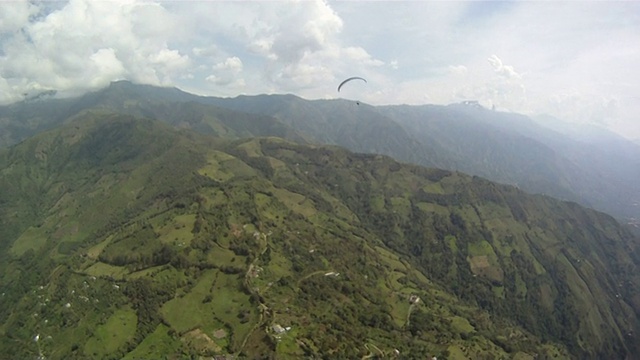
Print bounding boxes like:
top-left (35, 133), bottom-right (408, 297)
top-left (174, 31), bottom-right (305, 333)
top-left (0, 81), bottom-right (307, 149)
top-left (1, 81), bottom-right (638, 222)
top-left (204, 94), bottom-right (451, 170)
top-left (208, 94), bottom-right (640, 221)
top-left (1, 113), bottom-right (640, 359)
top-left (377, 104), bottom-right (640, 221)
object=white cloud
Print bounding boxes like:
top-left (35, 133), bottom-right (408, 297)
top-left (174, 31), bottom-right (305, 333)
top-left (487, 55), bottom-right (521, 80)
top-left (241, 0), bottom-right (348, 91)
top-left (160, 0), bottom-right (382, 98)
top-left (146, 48), bottom-right (190, 82)
top-left (213, 57), bottom-right (243, 73)
top-left (193, 45), bottom-right (219, 58)
top-left (206, 56), bottom-right (244, 87)
top-left (276, 62), bottom-right (333, 89)
top-left (342, 47), bottom-right (384, 67)
top-left (0, 1), bottom-right (38, 33)
top-left (88, 48), bottom-right (125, 87)
top-left (205, 74), bottom-right (245, 89)
top-left (0, 0), bottom-right (188, 97)
top-left (266, 0), bottom-right (343, 64)
top-left (448, 65), bottom-right (468, 76)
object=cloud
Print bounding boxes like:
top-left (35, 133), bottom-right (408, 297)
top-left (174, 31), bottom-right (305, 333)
top-left (161, 0), bottom-right (385, 98)
top-left (487, 55), bottom-right (521, 80)
top-left (193, 45), bottom-right (219, 58)
top-left (0, 0), bottom-right (188, 99)
top-left (88, 48), bottom-right (126, 86)
top-left (206, 56), bottom-right (244, 87)
top-left (146, 48), bottom-right (191, 82)
top-left (265, 0), bottom-right (343, 64)
top-left (342, 46), bottom-right (384, 67)
top-left (213, 57), bottom-right (243, 73)
top-left (0, 1), bottom-right (38, 34)
top-left (483, 56), bottom-right (527, 112)
top-left (240, 0), bottom-right (349, 90)
top-left (448, 65), bottom-right (468, 76)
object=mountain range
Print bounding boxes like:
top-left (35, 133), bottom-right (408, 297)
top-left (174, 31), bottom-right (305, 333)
top-left (2, 81), bottom-right (638, 224)
top-left (1, 82), bottom-right (640, 359)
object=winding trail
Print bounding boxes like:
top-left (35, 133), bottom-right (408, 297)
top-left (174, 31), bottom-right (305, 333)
top-left (361, 343), bottom-right (385, 359)
top-left (295, 270), bottom-right (335, 289)
top-left (237, 231), bottom-right (337, 355)
top-left (237, 232), bottom-right (271, 355)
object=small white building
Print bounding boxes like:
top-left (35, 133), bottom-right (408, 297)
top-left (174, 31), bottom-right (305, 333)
top-left (272, 324), bottom-right (285, 334)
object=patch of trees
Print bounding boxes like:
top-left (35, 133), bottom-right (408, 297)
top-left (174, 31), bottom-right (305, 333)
top-left (99, 243), bottom-right (178, 270)
top-left (415, 190), bottom-right (466, 207)
top-left (123, 278), bottom-right (174, 343)
top-left (410, 166), bottom-right (452, 183)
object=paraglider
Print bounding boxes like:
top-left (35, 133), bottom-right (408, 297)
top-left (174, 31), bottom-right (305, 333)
top-left (337, 76), bottom-right (367, 105)
top-left (337, 76), bottom-right (367, 92)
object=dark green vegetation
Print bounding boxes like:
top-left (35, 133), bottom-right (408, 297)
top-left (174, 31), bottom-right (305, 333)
top-left (1, 113), bottom-right (640, 359)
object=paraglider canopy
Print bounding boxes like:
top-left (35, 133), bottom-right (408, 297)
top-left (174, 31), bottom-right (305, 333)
top-left (337, 77), bottom-right (367, 92)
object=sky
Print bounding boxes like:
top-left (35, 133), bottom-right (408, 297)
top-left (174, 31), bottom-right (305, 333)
top-left (1, 0), bottom-right (639, 139)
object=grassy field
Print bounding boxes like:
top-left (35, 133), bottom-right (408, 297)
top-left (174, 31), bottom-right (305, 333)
top-left (155, 213), bottom-right (196, 246)
top-left (123, 324), bottom-right (183, 359)
top-left (9, 226), bottom-right (48, 256)
top-left (161, 269), bottom-right (256, 352)
top-left (84, 307), bottom-right (137, 358)
top-left (84, 262), bottom-right (130, 279)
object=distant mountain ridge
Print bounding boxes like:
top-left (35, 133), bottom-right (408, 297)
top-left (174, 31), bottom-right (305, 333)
top-left (1, 114), bottom-right (640, 358)
top-left (377, 104), bottom-right (640, 221)
top-left (1, 80), bottom-right (638, 222)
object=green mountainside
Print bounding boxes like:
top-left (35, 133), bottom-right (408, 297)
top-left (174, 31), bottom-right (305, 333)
top-left (378, 105), bottom-right (640, 222)
top-left (1, 113), bottom-right (640, 359)
top-left (0, 81), bottom-right (307, 150)
top-left (1, 81), bottom-right (638, 221)
top-left (208, 95), bottom-right (640, 221)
